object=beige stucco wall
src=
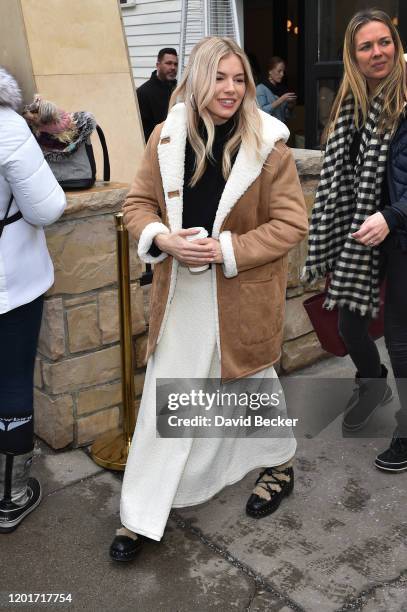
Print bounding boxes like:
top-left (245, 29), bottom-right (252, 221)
top-left (0, 0), bottom-right (144, 184)
top-left (0, 0), bottom-right (35, 99)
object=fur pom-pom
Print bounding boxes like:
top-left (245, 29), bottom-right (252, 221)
top-left (23, 95), bottom-right (78, 144)
top-left (0, 68), bottom-right (22, 111)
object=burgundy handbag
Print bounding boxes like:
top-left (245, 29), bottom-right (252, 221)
top-left (303, 278), bottom-right (386, 357)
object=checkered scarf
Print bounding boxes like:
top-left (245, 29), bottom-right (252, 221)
top-left (303, 95), bottom-right (391, 317)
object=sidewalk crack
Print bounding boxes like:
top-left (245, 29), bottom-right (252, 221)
top-left (245, 584), bottom-right (258, 612)
top-left (171, 510), bottom-right (304, 612)
top-left (334, 569), bottom-right (407, 611)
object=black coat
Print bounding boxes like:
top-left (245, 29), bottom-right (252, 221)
top-left (374, 116), bottom-right (407, 256)
top-left (136, 71), bottom-right (176, 142)
top-left (384, 117), bottom-right (407, 231)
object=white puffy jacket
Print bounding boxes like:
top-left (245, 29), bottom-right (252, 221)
top-left (0, 69), bottom-right (66, 314)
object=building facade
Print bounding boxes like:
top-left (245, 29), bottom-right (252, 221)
top-left (120, 0), bottom-right (407, 148)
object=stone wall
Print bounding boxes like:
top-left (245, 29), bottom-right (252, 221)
top-left (34, 183), bottom-right (148, 449)
top-left (281, 149), bottom-right (326, 373)
top-left (35, 149), bottom-right (325, 450)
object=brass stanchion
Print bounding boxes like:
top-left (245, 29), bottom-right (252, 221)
top-left (91, 212), bottom-right (136, 470)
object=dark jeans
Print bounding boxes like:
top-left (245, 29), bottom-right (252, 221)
top-left (338, 307), bottom-right (382, 378)
top-left (338, 235), bottom-right (407, 431)
top-left (383, 238), bottom-right (407, 431)
top-left (0, 295), bottom-right (44, 454)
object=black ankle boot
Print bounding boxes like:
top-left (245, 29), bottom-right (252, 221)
top-left (375, 431), bottom-right (407, 472)
top-left (0, 452), bottom-right (41, 533)
top-left (246, 463), bottom-right (294, 519)
top-left (342, 364), bottom-right (393, 432)
top-left (109, 527), bottom-right (145, 562)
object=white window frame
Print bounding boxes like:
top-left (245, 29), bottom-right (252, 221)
top-left (119, 0), bottom-right (137, 9)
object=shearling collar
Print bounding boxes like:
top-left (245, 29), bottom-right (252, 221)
top-left (0, 68), bottom-right (22, 111)
top-left (157, 102), bottom-right (289, 237)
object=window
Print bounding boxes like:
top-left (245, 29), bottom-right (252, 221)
top-left (319, 0), bottom-right (398, 61)
top-left (119, 0), bottom-right (136, 8)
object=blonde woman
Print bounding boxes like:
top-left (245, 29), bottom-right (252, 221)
top-left (304, 10), bottom-right (407, 470)
top-left (110, 37), bottom-right (307, 561)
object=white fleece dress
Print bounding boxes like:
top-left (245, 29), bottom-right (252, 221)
top-left (120, 264), bottom-right (296, 541)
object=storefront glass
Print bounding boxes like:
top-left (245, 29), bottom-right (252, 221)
top-left (318, 0), bottom-right (398, 61)
top-left (317, 78), bottom-right (339, 145)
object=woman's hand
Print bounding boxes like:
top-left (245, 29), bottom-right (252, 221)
top-left (199, 238), bottom-right (224, 264)
top-left (272, 92), bottom-right (297, 109)
top-left (154, 229), bottom-right (217, 266)
top-left (351, 212), bottom-right (390, 247)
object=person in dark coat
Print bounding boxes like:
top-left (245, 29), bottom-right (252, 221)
top-left (137, 48), bottom-right (178, 142)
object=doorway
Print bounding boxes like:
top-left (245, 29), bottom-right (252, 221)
top-left (243, 0), bottom-right (305, 146)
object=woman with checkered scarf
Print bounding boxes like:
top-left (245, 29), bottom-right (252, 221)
top-left (303, 9), bottom-right (407, 473)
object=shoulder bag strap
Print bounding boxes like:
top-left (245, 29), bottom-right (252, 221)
top-left (95, 125), bottom-right (110, 182)
top-left (0, 194), bottom-right (14, 239)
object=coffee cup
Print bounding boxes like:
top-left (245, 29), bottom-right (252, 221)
top-left (185, 226), bottom-right (209, 273)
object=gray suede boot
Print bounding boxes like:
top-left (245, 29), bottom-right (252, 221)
top-left (0, 452), bottom-right (41, 533)
top-left (342, 364), bottom-right (393, 431)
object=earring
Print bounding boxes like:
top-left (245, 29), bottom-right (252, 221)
top-left (190, 93), bottom-right (197, 111)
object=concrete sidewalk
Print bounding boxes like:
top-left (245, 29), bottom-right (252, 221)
top-left (2, 340), bottom-right (407, 612)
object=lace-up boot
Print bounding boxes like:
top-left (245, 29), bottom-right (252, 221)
top-left (246, 460), bottom-right (294, 518)
top-left (109, 527), bottom-right (145, 562)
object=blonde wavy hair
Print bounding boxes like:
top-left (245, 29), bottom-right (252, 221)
top-left (169, 37), bottom-right (262, 186)
top-left (327, 9), bottom-right (407, 138)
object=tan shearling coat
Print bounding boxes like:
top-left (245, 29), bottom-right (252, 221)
top-left (123, 103), bottom-right (308, 381)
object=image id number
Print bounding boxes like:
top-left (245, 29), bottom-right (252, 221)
top-left (9, 593), bottom-right (73, 604)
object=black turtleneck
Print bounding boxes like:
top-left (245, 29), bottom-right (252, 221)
top-left (182, 117), bottom-right (237, 235)
top-left (149, 117), bottom-right (236, 257)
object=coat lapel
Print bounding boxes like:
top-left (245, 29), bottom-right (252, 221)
top-left (212, 111), bottom-right (289, 238)
top-left (157, 104), bottom-right (289, 237)
top-left (157, 103), bottom-right (187, 233)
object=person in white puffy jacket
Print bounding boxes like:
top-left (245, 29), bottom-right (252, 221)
top-left (0, 68), bottom-right (66, 533)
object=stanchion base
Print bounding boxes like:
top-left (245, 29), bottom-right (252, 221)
top-left (90, 429), bottom-right (131, 471)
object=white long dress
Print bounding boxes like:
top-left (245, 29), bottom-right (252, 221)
top-left (120, 265), bottom-right (296, 541)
